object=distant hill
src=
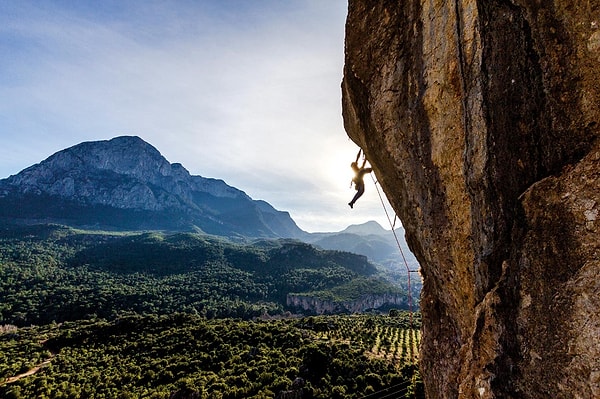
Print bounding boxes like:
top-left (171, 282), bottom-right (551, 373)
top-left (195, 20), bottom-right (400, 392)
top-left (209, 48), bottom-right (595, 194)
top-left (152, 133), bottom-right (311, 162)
top-left (0, 136), bottom-right (306, 238)
top-left (341, 220), bottom-right (389, 235)
top-left (0, 136), bottom-right (419, 274)
top-left (0, 224), bottom-right (407, 325)
top-left (306, 220), bottom-right (419, 273)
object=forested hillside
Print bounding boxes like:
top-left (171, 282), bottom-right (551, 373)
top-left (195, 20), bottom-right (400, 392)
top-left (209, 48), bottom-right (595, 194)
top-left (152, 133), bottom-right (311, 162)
top-left (0, 223), bottom-right (424, 398)
top-left (0, 224), bottom-right (407, 326)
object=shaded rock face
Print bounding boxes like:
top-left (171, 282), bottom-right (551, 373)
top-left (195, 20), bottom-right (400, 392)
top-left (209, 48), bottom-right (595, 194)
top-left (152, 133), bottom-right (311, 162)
top-left (286, 293), bottom-right (408, 314)
top-left (342, 1), bottom-right (599, 398)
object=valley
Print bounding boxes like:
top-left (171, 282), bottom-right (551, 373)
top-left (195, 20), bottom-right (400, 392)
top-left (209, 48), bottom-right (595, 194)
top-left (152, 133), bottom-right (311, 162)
top-left (0, 223), bottom-right (423, 398)
top-left (0, 137), bottom-right (423, 398)
top-left (0, 224), bottom-right (415, 326)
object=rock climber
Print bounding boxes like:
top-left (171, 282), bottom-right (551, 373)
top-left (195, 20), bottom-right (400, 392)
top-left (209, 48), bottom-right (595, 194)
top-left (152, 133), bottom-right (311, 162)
top-left (349, 149), bottom-right (372, 209)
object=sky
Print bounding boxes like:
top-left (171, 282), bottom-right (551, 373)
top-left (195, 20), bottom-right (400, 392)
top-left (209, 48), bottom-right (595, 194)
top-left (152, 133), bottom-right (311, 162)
top-left (0, 0), bottom-right (397, 233)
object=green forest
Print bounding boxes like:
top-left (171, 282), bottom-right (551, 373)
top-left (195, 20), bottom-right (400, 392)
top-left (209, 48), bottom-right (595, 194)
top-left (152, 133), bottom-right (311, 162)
top-left (0, 224), bottom-right (412, 326)
top-left (0, 224), bottom-right (423, 398)
top-left (0, 313), bottom-right (422, 398)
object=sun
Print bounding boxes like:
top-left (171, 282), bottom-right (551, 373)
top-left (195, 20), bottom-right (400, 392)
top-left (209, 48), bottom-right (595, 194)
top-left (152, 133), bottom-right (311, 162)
top-left (324, 148), bottom-right (360, 190)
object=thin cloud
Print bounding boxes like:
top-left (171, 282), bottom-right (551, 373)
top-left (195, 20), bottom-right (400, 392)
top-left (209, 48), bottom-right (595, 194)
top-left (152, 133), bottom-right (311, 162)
top-left (0, 1), bottom-right (396, 233)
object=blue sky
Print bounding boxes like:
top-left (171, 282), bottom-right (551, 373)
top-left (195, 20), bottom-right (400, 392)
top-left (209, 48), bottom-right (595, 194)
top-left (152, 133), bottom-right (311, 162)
top-left (0, 0), bottom-right (395, 233)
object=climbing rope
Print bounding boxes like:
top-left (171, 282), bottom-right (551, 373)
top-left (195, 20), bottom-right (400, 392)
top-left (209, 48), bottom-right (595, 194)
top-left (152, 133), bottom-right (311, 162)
top-left (369, 169), bottom-right (421, 399)
top-left (370, 173), bottom-right (417, 331)
top-left (351, 150), bottom-right (418, 328)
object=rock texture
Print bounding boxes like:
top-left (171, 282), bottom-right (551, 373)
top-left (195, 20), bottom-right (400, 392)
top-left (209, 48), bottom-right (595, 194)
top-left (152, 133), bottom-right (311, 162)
top-left (286, 293), bottom-right (409, 314)
top-left (0, 136), bottom-right (305, 238)
top-left (342, 1), bottom-right (599, 398)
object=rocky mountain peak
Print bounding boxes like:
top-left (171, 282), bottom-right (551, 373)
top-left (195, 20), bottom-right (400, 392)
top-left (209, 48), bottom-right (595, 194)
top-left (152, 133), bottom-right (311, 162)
top-left (3, 135), bottom-right (246, 203)
top-left (10, 136), bottom-right (187, 191)
top-left (0, 136), bottom-right (303, 238)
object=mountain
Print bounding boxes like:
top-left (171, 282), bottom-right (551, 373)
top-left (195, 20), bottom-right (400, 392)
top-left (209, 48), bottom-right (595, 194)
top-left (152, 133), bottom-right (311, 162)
top-left (341, 220), bottom-right (389, 235)
top-left (0, 135), bottom-right (419, 272)
top-left (0, 136), bottom-right (306, 238)
top-left (306, 220), bottom-right (419, 272)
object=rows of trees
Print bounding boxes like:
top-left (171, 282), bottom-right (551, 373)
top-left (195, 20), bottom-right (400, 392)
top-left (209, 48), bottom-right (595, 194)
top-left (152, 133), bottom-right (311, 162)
top-left (0, 313), bottom-right (423, 398)
top-left (303, 313), bottom-right (422, 364)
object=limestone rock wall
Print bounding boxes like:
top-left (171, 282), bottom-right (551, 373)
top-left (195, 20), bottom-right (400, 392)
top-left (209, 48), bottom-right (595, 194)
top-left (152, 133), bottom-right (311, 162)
top-left (286, 293), bottom-right (408, 314)
top-left (342, 1), bottom-right (599, 398)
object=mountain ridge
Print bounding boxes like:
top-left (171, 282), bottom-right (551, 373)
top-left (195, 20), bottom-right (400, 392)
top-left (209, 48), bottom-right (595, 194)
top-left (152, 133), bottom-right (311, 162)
top-left (0, 136), bottom-right (304, 238)
top-left (341, 220), bottom-right (389, 235)
top-left (0, 135), bottom-right (419, 272)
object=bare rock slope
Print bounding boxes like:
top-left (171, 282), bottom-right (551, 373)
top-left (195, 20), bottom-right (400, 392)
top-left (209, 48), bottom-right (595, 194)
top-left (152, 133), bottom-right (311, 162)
top-left (0, 136), bottom-right (305, 238)
top-left (342, 1), bottom-right (599, 398)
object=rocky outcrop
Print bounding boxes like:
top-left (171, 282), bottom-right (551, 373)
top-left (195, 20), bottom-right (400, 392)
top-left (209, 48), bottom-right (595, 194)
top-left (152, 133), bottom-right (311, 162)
top-left (0, 136), bottom-right (305, 238)
top-left (287, 293), bottom-right (408, 314)
top-left (3, 136), bottom-right (243, 211)
top-left (342, 1), bottom-right (599, 398)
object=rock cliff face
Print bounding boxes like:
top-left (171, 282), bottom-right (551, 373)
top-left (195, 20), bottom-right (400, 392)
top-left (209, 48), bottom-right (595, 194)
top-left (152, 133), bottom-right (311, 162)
top-left (342, 1), bottom-right (599, 398)
top-left (286, 293), bottom-right (408, 314)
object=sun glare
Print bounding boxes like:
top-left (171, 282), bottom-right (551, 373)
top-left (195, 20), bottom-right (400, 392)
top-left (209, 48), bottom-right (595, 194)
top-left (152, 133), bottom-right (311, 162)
top-left (325, 148), bottom-right (359, 190)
